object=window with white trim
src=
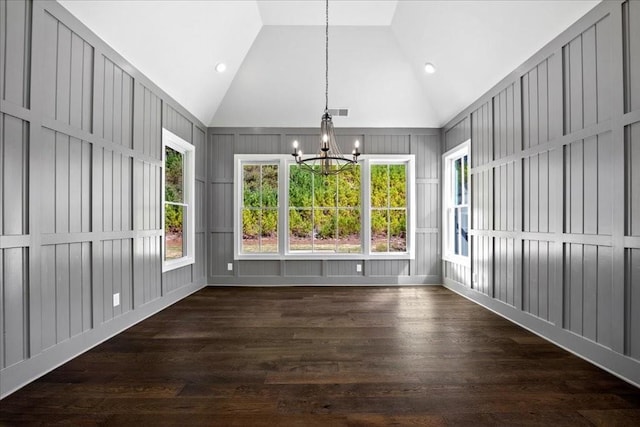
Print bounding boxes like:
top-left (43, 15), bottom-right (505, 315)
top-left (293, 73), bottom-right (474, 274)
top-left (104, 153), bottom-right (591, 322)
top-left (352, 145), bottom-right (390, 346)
top-left (289, 163), bottom-right (361, 253)
top-left (370, 161), bottom-right (407, 253)
top-left (234, 154), bottom-right (414, 259)
top-left (162, 129), bottom-right (195, 271)
top-left (241, 162), bottom-right (279, 253)
top-left (443, 142), bottom-right (470, 263)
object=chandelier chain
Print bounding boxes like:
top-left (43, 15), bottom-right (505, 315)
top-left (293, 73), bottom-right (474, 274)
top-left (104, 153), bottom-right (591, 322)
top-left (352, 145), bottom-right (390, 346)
top-left (325, 0), bottom-right (329, 111)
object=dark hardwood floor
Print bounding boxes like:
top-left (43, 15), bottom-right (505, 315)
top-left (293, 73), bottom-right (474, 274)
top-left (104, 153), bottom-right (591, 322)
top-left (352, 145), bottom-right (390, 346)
top-left (1, 286), bottom-right (639, 426)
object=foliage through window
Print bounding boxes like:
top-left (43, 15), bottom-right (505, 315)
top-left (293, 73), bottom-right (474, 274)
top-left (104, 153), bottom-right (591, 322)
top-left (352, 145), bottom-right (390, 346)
top-left (235, 154), bottom-right (414, 259)
top-left (242, 164), bottom-right (279, 253)
top-left (163, 129), bottom-right (195, 271)
top-left (371, 163), bottom-right (407, 252)
top-left (289, 165), bottom-right (361, 253)
top-left (165, 146), bottom-right (185, 260)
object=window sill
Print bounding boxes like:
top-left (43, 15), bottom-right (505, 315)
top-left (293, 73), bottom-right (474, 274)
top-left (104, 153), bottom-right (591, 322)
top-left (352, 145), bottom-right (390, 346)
top-left (163, 256), bottom-right (195, 273)
top-left (235, 253), bottom-right (414, 261)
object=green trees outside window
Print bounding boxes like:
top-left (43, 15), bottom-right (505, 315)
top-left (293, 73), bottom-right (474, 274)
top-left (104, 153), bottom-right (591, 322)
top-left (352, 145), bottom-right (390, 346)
top-left (165, 146), bottom-right (185, 260)
top-left (371, 164), bottom-right (407, 252)
top-left (242, 164), bottom-right (279, 253)
top-left (237, 156), bottom-right (412, 257)
top-left (289, 164), bottom-right (361, 253)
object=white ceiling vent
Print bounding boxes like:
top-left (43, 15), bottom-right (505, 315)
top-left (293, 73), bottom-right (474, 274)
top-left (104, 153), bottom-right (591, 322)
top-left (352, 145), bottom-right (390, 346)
top-left (328, 108), bottom-right (350, 117)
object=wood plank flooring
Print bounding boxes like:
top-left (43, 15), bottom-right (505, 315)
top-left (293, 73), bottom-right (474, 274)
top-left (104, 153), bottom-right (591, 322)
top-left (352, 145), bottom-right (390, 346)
top-left (1, 286), bottom-right (639, 426)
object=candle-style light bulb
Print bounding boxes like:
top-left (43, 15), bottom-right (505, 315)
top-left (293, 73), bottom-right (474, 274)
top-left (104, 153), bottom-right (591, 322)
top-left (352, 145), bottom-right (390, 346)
top-left (292, 140), bottom-right (299, 156)
top-left (322, 134), bottom-right (329, 150)
top-left (354, 140), bottom-right (360, 149)
top-left (293, 140), bottom-right (299, 149)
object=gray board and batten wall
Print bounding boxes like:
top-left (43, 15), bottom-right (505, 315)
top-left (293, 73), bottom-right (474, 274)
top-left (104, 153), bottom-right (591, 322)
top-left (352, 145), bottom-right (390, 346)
top-left (2, 0), bottom-right (640, 399)
top-left (442, 0), bottom-right (640, 386)
top-left (0, 0), bottom-right (208, 398)
top-left (207, 128), bottom-right (441, 285)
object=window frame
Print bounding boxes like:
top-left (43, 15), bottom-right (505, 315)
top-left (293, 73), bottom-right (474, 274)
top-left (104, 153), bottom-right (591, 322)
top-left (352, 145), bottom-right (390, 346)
top-left (162, 128), bottom-right (196, 272)
top-left (442, 140), bottom-right (470, 267)
top-left (234, 154), bottom-right (415, 260)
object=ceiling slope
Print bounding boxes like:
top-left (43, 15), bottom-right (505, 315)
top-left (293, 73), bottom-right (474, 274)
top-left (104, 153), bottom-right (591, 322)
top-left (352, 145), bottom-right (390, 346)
top-left (59, 0), bottom-right (601, 128)
top-left (391, 0), bottom-right (601, 126)
top-left (58, 0), bottom-right (263, 125)
top-left (211, 25), bottom-right (439, 128)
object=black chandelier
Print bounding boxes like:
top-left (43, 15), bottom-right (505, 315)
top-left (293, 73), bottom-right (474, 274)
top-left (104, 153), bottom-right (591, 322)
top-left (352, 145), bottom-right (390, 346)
top-left (290, 0), bottom-right (360, 176)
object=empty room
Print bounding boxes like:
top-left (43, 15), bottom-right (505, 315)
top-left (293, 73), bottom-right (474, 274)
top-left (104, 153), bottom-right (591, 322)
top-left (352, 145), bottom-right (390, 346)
top-left (1, 0), bottom-right (640, 425)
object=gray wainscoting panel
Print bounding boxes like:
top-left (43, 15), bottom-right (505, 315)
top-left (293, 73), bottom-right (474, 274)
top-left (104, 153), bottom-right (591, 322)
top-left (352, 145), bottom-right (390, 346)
top-left (285, 260), bottom-right (322, 277)
top-left (444, 118), bottom-right (469, 152)
top-left (523, 151), bottom-right (551, 233)
top-left (209, 134), bottom-right (234, 181)
top-left (627, 248), bottom-right (640, 359)
top-left (239, 260), bottom-right (281, 276)
top-left (237, 133), bottom-right (281, 154)
top-left (471, 102), bottom-right (492, 167)
top-left (1, 248), bottom-right (28, 369)
top-left (41, 11), bottom-right (93, 133)
top-left (367, 259), bottom-right (409, 277)
top-left (207, 128), bottom-right (441, 285)
top-left (209, 183), bottom-right (233, 231)
top-left (624, 0), bottom-right (640, 113)
top-left (564, 133), bottom-right (612, 235)
top-left (1, 0), bottom-right (31, 109)
top-left (412, 232), bottom-right (439, 277)
top-left (493, 83), bottom-right (519, 159)
top-left (472, 235), bottom-right (492, 296)
top-left (494, 162), bottom-right (517, 232)
top-left (0, 0), bottom-right (206, 398)
top-left (473, 169), bottom-right (493, 231)
top-left (442, 0), bottom-right (640, 386)
top-left (522, 239), bottom-right (551, 321)
top-left (98, 57), bottom-right (133, 148)
top-left (208, 232), bottom-right (233, 276)
top-left (164, 105), bottom-right (192, 143)
top-left (136, 85), bottom-right (162, 160)
top-left (626, 122), bottom-right (640, 236)
top-left (133, 160), bottom-right (162, 231)
top-left (493, 237), bottom-right (517, 307)
top-left (563, 243), bottom-right (612, 347)
top-left (1, 114), bottom-right (28, 236)
top-left (367, 134), bottom-right (410, 154)
top-left (133, 236), bottom-right (162, 307)
top-left (562, 17), bottom-right (611, 134)
top-left (326, 260), bottom-right (363, 277)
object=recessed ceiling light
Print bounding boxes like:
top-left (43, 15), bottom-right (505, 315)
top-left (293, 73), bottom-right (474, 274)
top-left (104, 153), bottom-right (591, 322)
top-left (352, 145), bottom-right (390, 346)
top-left (215, 63), bottom-right (227, 73)
top-left (424, 62), bottom-right (436, 74)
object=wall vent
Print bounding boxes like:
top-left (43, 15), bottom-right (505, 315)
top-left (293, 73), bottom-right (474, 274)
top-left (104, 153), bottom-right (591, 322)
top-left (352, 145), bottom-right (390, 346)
top-left (328, 108), bottom-right (349, 117)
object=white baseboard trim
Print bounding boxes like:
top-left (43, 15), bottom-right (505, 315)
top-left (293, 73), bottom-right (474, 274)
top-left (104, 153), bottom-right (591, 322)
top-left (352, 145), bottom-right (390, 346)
top-left (0, 281), bottom-right (206, 399)
top-left (443, 278), bottom-right (640, 388)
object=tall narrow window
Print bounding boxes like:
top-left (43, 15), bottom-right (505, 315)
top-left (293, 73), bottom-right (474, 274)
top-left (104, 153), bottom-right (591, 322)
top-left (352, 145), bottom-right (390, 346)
top-left (241, 163), bottom-right (279, 253)
top-left (289, 164), bottom-right (361, 253)
top-left (443, 142), bottom-right (469, 262)
top-left (163, 129), bottom-right (195, 271)
top-left (370, 162), bottom-right (408, 253)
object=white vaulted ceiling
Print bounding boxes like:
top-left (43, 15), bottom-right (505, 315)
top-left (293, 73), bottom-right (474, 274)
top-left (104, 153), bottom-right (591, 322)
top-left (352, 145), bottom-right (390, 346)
top-left (59, 0), bottom-right (600, 128)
